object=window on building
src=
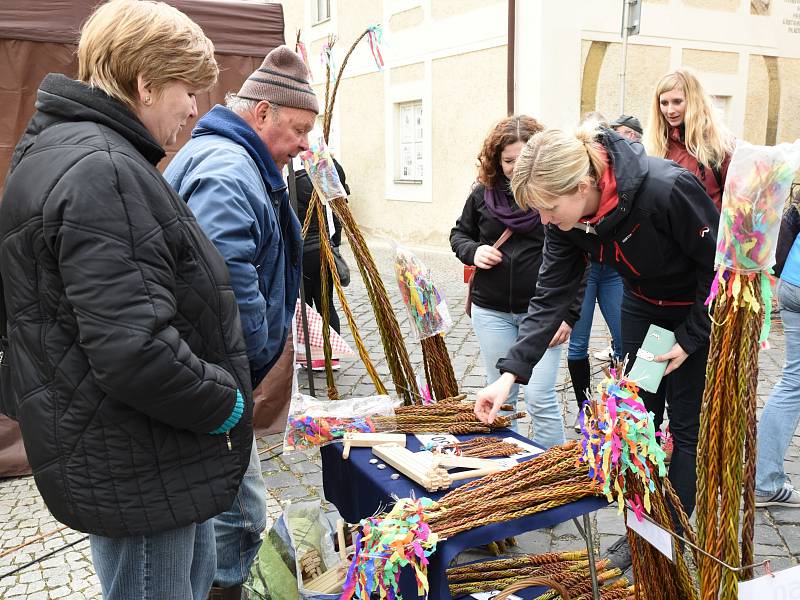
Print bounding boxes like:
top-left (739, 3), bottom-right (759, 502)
top-left (314, 0), bottom-right (331, 24)
top-left (396, 101), bottom-right (423, 183)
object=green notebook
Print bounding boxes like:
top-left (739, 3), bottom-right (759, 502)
top-left (627, 324), bottom-right (676, 393)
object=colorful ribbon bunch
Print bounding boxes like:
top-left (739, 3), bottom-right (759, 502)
top-left (707, 141), bottom-right (800, 347)
top-left (285, 415), bottom-right (375, 449)
top-left (320, 36), bottom-right (338, 84)
top-left (299, 137), bottom-right (348, 202)
top-left (342, 497), bottom-right (439, 599)
top-left (295, 40), bottom-right (312, 82)
top-left (394, 245), bottom-right (452, 340)
top-left (366, 24), bottom-right (385, 70)
top-left (578, 369), bottom-right (667, 514)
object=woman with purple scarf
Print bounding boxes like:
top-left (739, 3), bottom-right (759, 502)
top-left (450, 116), bottom-right (578, 448)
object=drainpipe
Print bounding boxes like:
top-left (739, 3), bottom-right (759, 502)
top-left (507, 0), bottom-right (515, 116)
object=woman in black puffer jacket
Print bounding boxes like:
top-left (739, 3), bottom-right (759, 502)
top-left (0, 2), bottom-right (252, 598)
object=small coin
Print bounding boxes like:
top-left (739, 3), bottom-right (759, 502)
top-left (390, 474), bottom-right (400, 480)
top-left (377, 463), bottom-right (386, 470)
top-left (369, 458), bottom-right (378, 464)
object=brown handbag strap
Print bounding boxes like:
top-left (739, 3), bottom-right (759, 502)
top-left (493, 227), bottom-right (513, 249)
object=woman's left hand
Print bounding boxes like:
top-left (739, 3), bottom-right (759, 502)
top-left (548, 321), bottom-right (572, 347)
top-left (655, 342), bottom-right (688, 375)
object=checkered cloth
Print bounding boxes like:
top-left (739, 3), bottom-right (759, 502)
top-left (293, 299), bottom-right (355, 360)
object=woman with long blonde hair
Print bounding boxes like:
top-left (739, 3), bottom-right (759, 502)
top-left (474, 122), bottom-right (719, 571)
top-left (644, 68), bottom-right (735, 209)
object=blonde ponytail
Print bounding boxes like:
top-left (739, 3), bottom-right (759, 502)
top-left (511, 125), bottom-right (607, 211)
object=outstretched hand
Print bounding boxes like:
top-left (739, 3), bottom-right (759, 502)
top-left (474, 372), bottom-right (516, 424)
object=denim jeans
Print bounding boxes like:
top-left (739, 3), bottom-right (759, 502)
top-left (756, 279), bottom-right (800, 496)
top-left (568, 261), bottom-right (624, 360)
top-left (90, 521), bottom-right (216, 600)
top-left (213, 436), bottom-right (268, 587)
top-left (471, 304), bottom-right (566, 448)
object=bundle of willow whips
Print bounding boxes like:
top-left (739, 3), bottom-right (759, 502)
top-left (447, 551), bottom-right (588, 595)
top-left (695, 143), bottom-right (800, 599)
top-left (372, 397), bottom-right (524, 435)
top-left (427, 441), bottom-right (601, 538)
top-left (432, 436), bottom-right (523, 458)
top-left (300, 30), bottom-right (420, 403)
top-left (533, 566), bottom-right (627, 600)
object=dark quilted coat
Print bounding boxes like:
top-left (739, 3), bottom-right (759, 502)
top-left (0, 74), bottom-right (254, 537)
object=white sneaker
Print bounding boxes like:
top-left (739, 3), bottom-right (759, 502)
top-left (756, 483), bottom-right (800, 507)
top-left (593, 345), bottom-right (613, 361)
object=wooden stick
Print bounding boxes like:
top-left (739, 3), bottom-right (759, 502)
top-left (342, 433), bottom-right (406, 459)
top-left (433, 454), bottom-right (509, 470)
top-left (336, 518), bottom-right (346, 562)
top-left (304, 565), bottom-right (346, 593)
top-left (373, 445), bottom-right (441, 491)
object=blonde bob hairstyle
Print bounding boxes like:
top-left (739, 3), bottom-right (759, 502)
top-left (511, 124), bottom-right (607, 212)
top-left (644, 68), bottom-right (734, 169)
top-left (77, 0), bottom-right (218, 109)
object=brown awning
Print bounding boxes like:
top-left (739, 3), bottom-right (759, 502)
top-left (0, 0), bottom-right (285, 57)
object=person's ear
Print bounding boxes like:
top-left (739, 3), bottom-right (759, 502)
top-left (252, 101), bottom-right (271, 129)
top-left (136, 75), bottom-right (153, 106)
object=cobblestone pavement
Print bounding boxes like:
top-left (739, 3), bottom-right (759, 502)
top-left (0, 241), bottom-right (796, 598)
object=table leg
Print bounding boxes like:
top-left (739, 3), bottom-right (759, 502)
top-left (582, 513), bottom-right (601, 600)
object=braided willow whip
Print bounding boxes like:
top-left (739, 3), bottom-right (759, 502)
top-left (625, 474), bottom-right (697, 600)
top-left (436, 436), bottom-right (523, 458)
top-left (696, 283), bottom-right (762, 600)
top-left (420, 334), bottom-right (459, 400)
top-left (299, 31), bottom-right (421, 403)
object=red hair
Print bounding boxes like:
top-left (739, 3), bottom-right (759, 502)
top-left (477, 115), bottom-right (545, 189)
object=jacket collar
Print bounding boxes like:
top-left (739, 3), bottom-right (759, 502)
top-left (32, 73), bottom-right (165, 165)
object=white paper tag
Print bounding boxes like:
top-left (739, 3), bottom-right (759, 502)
top-left (502, 437), bottom-right (545, 460)
top-left (626, 514), bottom-right (673, 562)
top-left (738, 564), bottom-right (800, 599)
top-left (471, 592), bottom-right (522, 600)
top-left (415, 433), bottom-right (459, 447)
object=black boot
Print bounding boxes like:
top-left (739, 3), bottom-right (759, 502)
top-left (568, 358), bottom-right (592, 431)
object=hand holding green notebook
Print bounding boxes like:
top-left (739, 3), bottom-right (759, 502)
top-left (627, 324), bottom-right (676, 393)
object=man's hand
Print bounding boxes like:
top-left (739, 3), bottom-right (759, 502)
top-left (473, 245), bottom-right (503, 269)
top-left (549, 321), bottom-right (572, 347)
top-left (655, 342), bottom-right (688, 375)
top-left (474, 372), bottom-right (516, 424)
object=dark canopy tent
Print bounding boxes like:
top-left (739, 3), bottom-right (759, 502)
top-left (0, 0), bottom-right (285, 476)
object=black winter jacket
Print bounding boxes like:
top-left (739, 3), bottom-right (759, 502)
top-left (498, 130), bottom-right (717, 383)
top-left (0, 74), bottom-right (253, 537)
top-left (295, 159), bottom-right (349, 252)
top-left (450, 184), bottom-right (583, 322)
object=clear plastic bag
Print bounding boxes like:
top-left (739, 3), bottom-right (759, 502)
top-left (283, 393), bottom-right (396, 452)
top-left (715, 140), bottom-right (800, 273)
top-left (393, 243), bottom-right (453, 340)
top-left (246, 500), bottom-right (342, 600)
top-left (299, 137), bottom-right (347, 203)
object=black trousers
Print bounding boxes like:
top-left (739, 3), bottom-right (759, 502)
top-left (621, 292), bottom-right (709, 518)
top-left (302, 249), bottom-right (341, 334)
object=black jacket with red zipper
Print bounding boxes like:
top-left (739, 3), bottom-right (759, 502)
top-left (497, 129), bottom-right (718, 384)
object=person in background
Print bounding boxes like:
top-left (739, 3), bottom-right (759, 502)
top-left (644, 67), bottom-right (735, 210)
top-left (474, 123), bottom-right (718, 572)
top-left (755, 195), bottom-right (800, 507)
top-left (165, 45), bottom-right (315, 600)
top-left (451, 115), bottom-right (576, 448)
top-left (610, 114), bottom-right (643, 143)
top-left (0, 2), bottom-right (253, 598)
top-left (295, 158), bottom-right (349, 369)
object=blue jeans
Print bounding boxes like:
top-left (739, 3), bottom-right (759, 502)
top-left (471, 304), bottom-right (565, 448)
top-left (568, 261), bottom-right (623, 360)
top-left (213, 436), bottom-right (268, 587)
top-left (90, 521), bottom-right (216, 600)
top-left (756, 279), bottom-right (800, 496)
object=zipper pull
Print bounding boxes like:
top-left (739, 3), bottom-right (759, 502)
top-left (584, 220), bottom-right (591, 233)
top-left (225, 433), bottom-right (232, 451)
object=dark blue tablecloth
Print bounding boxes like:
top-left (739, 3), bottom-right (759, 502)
top-left (321, 430), bottom-right (607, 600)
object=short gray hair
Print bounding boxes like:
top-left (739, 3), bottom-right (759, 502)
top-left (224, 93), bottom-right (280, 119)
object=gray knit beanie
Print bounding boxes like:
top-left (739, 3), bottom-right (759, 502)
top-left (236, 45), bottom-right (319, 114)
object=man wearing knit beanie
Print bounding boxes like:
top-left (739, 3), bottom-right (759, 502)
top-left (165, 45), bottom-right (319, 600)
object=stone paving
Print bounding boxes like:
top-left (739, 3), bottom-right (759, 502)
top-left (0, 241), bottom-right (797, 598)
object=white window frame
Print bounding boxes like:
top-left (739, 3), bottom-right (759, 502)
top-left (313, 0), bottom-right (331, 24)
top-left (394, 101), bottom-right (424, 184)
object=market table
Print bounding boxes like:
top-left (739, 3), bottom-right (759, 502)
top-left (321, 430), bottom-right (608, 600)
